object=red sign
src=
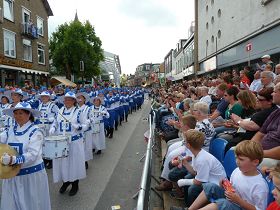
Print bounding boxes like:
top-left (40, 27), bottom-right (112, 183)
top-left (246, 43), bottom-right (252, 52)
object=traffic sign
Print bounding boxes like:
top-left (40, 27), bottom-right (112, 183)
top-left (246, 43), bottom-right (252, 52)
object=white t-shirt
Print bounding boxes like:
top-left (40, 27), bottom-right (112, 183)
top-left (192, 149), bottom-right (226, 185)
top-left (199, 95), bottom-right (212, 106)
top-left (230, 168), bottom-right (268, 210)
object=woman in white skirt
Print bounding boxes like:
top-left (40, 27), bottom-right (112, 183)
top-left (49, 91), bottom-right (89, 196)
top-left (89, 96), bottom-right (109, 154)
top-left (76, 92), bottom-right (92, 169)
top-left (0, 102), bottom-right (51, 210)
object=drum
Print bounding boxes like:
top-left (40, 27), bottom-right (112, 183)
top-left (92, 121), bottom-right (100, 134)
top-left (42, 135), bottom-right (69, 160)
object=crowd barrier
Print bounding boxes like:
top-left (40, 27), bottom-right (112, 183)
top-left (135, 110), bottom-right (156, 210)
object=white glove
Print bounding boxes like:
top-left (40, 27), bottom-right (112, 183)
top-left (177, 178), bottom-right (194, 187)
top-left (72, 123), bottom-right (80, 130)
top-left (1, 153), bottom-right (12, 165)
top-left (101, 111), bottom-right (107, 115)
top-left (49, 127), bottom-right (56, 135)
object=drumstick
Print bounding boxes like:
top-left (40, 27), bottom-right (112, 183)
top-left (58, 112), bottom-right (69, 122)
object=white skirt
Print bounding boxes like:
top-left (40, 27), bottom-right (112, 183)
top-left (92, 123), bottom-right (106, 150)
top-left (53, 138), bottom-right (86, 183)
top-left (84, 131), bottom-right (93, 161)
top-left (1, 170), bottom-right (51, 210)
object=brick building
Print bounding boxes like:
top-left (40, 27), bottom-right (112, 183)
top-left (0, 0), bottom-right (53, 87)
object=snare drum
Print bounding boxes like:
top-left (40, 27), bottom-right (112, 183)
top-left (92, 121), bottom-right (100, 134)
top-left (42, 135), bottom-right (69, 160)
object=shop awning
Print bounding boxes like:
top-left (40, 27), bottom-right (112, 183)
top-left (50, 76), bottom-right (77, 87)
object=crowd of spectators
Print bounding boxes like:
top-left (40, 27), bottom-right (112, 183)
top-left (150, 55), bottom-right (280, 210)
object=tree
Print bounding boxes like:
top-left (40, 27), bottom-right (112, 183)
top-left (49, 20), bottom-right (104, 80)
top-left (120, 74), bottom-right (127, 87)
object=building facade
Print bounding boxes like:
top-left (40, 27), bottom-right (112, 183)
top-left (99, 51), bottom-right (121, 87)
top-left (198, 0), bottom-right (280, 74)
top-left (0, 0), bottom-right (53, 87)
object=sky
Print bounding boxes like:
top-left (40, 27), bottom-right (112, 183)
top-left (47, 0), bottom-right (194, 75)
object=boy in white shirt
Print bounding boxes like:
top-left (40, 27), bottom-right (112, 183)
top-left (172, 129), bottom-right (226, 207)
top-left (184, 140), bottom-right (268, 210)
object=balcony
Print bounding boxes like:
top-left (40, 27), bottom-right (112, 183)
top-left (21, 23), bottom-right (38, 39)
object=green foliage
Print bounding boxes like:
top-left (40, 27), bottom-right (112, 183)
top-left (49, 20), bottom-right (104, 80)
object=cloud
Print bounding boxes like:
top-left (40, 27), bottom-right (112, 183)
top-left (118, 0), bottom-right (177, 27)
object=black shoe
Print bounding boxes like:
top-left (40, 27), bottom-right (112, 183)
top-left (85, 161), bottom-right (88, 170)
top-left (69, 180), bottom-right (79, 196)
top-left (96, 150), bottom-right (102, 155)
top-left (92, 149), bottom-right (96, 153)
top-left (108, 128), bottom-right (113, 138)
top-left (59, 182), bottom-right (71, 194)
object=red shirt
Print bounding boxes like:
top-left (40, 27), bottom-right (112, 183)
top-left (267, 201), bottom-right (280, 210)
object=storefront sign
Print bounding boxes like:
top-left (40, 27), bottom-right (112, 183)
top-left (0, 55), bottom-right (33, 69)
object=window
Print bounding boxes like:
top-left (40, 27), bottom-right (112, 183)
top-left (22, 7), bottom-right (31, 23)
top-left (206, 5), bottom-right (208, 12)
top-left (37, 17), bottom-right (44, 36)
top-left (218, 30), bottom-right (221, 38)
top-left (211, 36), bottom-right (214, 43)
top-left (3, 0), bottom-right (14, 21)
top-left (218, 9), bottom-right (222, 17)
top-left (23, 39), bottom-right (32, 62)
top-left (206, 22), bottom-right (209, 29)
top-left (38, 44), bottom-right (45, 64)
top-left (211, 16), bottom-right (215, 24)
top-left (3, 29), bottom-right (16, 58)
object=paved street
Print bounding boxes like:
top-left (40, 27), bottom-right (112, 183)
top-left (47, 101), bottom-right (150, 210)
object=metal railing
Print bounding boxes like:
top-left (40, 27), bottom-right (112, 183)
top-left (136, 110), bottom-right (156, 210)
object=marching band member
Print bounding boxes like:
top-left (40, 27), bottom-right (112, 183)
top-left (36, 91), bottom-right (59, 169)
top-left (4, 89), bottom-right (25, 128)
top-left (76, 92), bottom-right (92, 169)
top-left (49, 91), bottom-right (89, 196)
top-left (0, 102), bottom-right (51, 210)
top-left (90, 96), bottom-right (109, 154)
top-left (104, 91), bottom-right (115, 138)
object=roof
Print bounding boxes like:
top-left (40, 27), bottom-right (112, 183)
top-left (42, 0), bottom-right (53, 16)
top-left (50, 77), bottom-right (77, 87)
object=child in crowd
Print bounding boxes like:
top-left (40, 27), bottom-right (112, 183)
top-left (180, 140), bottom-right (268, 210)
top-left (171, 129), bottom-right (226, 207)
top-left (267, 163), bottom-right (280, 210)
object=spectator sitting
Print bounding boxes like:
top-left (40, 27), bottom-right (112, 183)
top-left (192, 102), bottom-right (216, 152)
top-left (252, 82), bottom-right (280, 168)
top-left (217, 90), bottom-right (256, 140)
top-left (275, 64), bottom-right (280, 75)
top-left (274, 75), bottom-right (280, 85)
top-left (266, 163), bottom-right (280, 210)
top-left (260, 71), bottom-right (275, 90)
top-left (249, 70), bottom-right (262, 93)
top-left (215, 86), bottom-right (243, 135)
top-left (240, 70), bottom-right (251, 89)
top-left (170, 129), bottom-right (226, 208)
top-left (265, 64), bottom-right (277, 79)
top-left (155, 115), bottom-right (197, 191)
top-left (180, 140), bottom-right (268, 210)
top-left (225, 88), bottom-right (277, 152)
top-left (210, 83), bottom-right (229, 123)
top-left (199, 86), bottom-right (212, 106)
top-left (260, 54), bottom-right (275, 71)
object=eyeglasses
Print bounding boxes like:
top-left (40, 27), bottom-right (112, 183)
top-left (257, 95), bottom-right (267, 101)
top-left (273, 183), bottom-right (280, 192)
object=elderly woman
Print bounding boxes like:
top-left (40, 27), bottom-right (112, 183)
top-left (90, 96), bottom-right (109, 155)
top-left (0, 102), bottom-right (51, 210)
top-left (49, 91), bottom-right (89, 196)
